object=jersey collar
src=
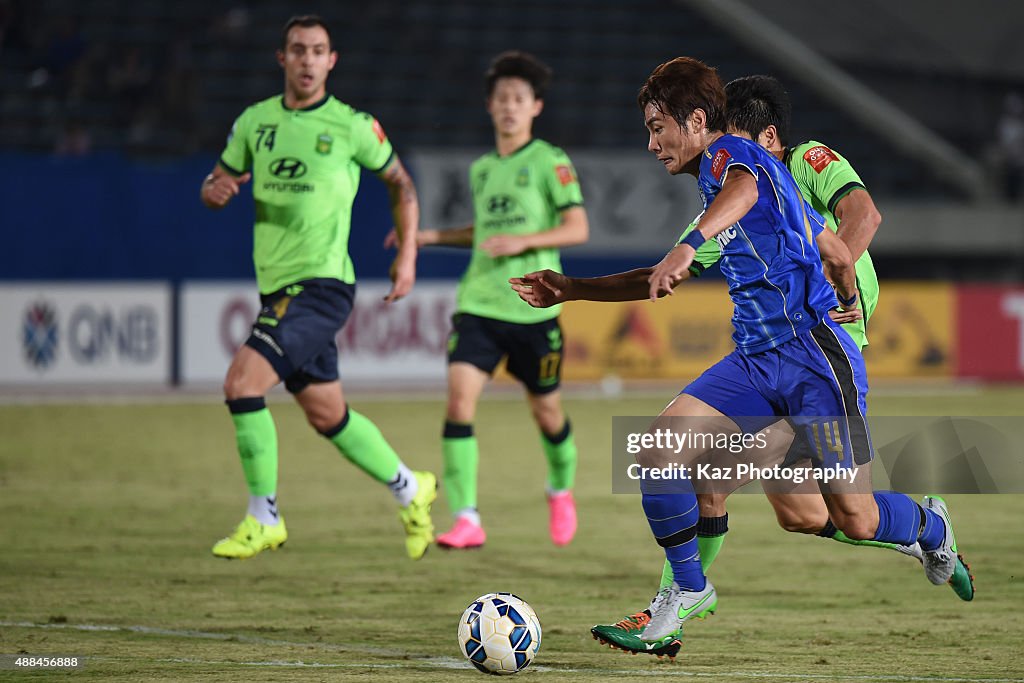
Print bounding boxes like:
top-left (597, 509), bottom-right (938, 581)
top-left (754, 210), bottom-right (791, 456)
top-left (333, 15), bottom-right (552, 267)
top-left (494, 138), bottom-right (537, 159)
top-left (280, 93), bottom-right (331, 112)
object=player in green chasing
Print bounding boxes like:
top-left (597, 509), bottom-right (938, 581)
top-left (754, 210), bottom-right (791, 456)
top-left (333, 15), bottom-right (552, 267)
top-left (200, 15), bottom-right (436, 561)
top-left (588, 75), bottom-right (974, 658)
top-left (390, 51), bottom-right (589, 549)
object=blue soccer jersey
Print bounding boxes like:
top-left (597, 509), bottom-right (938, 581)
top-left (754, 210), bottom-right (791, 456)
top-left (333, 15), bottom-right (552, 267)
top-left (697, 135), bottom-right (838, 354)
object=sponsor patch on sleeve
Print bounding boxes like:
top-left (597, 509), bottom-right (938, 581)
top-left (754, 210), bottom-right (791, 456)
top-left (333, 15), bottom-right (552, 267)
top-left (711, 148), bottom-right (731, 181)
top-left (555, 164), bottom-right (576, 186)
top-left (371, 118), bottom-right (387, 144)
top-left (803, 145), bottom-right (839, 173)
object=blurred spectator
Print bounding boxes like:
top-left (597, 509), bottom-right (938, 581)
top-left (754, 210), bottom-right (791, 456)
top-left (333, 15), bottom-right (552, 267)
top-left (211, 4), bottom-right (251, 44)
top-left (107, 45), bottom-right (154, 103)
top-left (995, 93), bottom-right (1024, 202)
top-left (0, 0), bottom-right (29, 53)
top-left (106, 44), bottom-right (157, 144)
top-left (27, 15), bottom-right (87, 94)
top-left (53, 120), bottom-right (91, 156)
top-left (157, 31), bottom-right (202, 152)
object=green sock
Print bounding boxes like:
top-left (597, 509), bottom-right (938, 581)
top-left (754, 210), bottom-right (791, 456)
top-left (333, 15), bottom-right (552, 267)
top-left (324, 408), bottom-right (400, 483)
top-left (659, 514), bottom-right (729, 589)
top-left (659, 557), bottom-right (674, 590)
top-left (442, 421), bottom-right (478, 513)
top-left (830, 527), bottom-right (910, 552)
top-left (540, 420), bottom-right (577, 491)
top-left (698, 534), bottom-right (727, 572)
top-left (227, 399), bottom-right (278, 496)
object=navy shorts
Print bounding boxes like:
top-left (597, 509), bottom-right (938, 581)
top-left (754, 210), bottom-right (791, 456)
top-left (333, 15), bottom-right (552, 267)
top-left (682, 318), bottom-right (873, 467)
top-left (448, 313), bottom-right (564, 395)
top-left (244, 278), bottom-right (355, 394)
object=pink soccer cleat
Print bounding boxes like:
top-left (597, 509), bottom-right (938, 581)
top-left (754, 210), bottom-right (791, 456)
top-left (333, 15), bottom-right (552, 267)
top-left (547, 490), bottom-right (577, 546)
top-left (436, 516), bottom-right (486, 549)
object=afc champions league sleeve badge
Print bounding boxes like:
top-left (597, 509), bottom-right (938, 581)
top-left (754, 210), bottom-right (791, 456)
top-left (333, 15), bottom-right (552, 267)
top-left (316, 132), bottom-right (332, 155)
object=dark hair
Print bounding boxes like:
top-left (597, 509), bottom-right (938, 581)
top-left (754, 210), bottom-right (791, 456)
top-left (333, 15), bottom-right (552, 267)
top-left (282, 15), bottom-right (332, 50)
top-left (725, 75), bottom-right (792, 146)
top-left (485, 50), bottom-right (552, 99)
top-left (637, 57), bottom-right (726, 131)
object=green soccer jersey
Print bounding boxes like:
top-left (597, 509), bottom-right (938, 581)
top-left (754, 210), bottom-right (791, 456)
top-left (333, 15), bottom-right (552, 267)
top-left (456, 139), bottom-right (584, 324)
top-left (785, 141), bottom-right (878, 343)
top-left (219, 94), bottom-right (394, 294)
top-left (677, 140), bottom-right (879, 348)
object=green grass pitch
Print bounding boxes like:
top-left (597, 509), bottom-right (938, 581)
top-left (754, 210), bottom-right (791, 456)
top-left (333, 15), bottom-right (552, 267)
top-left (1, 386), bottom-right (1022, 681)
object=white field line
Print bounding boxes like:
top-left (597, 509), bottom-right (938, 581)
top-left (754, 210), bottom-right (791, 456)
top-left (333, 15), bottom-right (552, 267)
top-left (2, 620), bottom-right (1021, 682)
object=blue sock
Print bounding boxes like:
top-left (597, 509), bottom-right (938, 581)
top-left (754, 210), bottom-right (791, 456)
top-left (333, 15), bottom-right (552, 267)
top-left (916, 504), bottom-right (946, 552)
top-left (641, 491), bottom-right (705, 591)
top-left (872, 491), bottom-right (945, 549)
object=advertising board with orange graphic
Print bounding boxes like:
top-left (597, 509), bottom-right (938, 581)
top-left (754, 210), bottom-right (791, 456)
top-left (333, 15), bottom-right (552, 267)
top-left (556, 281), bottom-right (957, 382)
top-left (559, 282), bottom-right (734, 384)
top-left (861, 282), bottom-right (953, 378)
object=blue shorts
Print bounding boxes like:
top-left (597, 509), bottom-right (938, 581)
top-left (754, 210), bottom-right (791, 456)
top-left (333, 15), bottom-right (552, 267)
top-left (683, 319), bottom-right (872, 467)
top-left (244, 278), bottom-right (355, 394)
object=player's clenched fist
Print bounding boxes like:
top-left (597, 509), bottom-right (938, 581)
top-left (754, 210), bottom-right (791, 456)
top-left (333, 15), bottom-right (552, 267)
top-left (201, 170), bottom-right (251, 209)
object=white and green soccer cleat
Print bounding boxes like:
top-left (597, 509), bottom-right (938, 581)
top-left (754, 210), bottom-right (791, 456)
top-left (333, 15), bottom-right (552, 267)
top-left (641, 580), bottom-right (717, 644)
top-left (895, 541), bottom-right (924, 562)
top-left (921, 496), bottom-right (958, 585)
top-left (399, 471), bottom-right (437, 560)
top-left (212, 514), bottom-right (288, 560)
top-left (948, 554), bottom-right (975, 601)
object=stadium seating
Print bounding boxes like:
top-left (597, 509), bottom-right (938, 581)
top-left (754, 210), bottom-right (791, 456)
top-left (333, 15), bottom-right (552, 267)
top-left (0, 0), bottom-right (1002, 198)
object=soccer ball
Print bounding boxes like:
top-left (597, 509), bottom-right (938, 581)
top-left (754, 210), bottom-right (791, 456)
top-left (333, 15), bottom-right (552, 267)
top-left (457, 592), bottom-right (542, 675)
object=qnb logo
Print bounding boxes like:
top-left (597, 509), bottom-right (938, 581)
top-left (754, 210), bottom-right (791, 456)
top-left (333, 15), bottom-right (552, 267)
top-left (23, 302), bottom-right (59, 370)
top-left (269, 157), bottom-right (308, 179)
top-left (487, 195), bottom-right (515, 215)
top-left (68, 305), bottom-right (158, 363)
top-left (714, 226), bottom-right (738, 249)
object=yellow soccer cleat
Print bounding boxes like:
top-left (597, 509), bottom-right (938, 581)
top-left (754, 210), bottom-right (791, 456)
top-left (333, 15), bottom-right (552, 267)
top-left (399, 471), bottom-right (437, 560)
top-left (212, 514), bottom-right (288, 560)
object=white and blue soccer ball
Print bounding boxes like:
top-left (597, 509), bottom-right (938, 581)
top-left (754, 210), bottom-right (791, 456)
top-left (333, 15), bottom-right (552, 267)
top-left (457, 592), bottom-right (542, 675)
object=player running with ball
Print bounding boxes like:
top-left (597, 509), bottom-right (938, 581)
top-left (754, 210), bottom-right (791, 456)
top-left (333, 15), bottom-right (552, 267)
top-left (589, 75), bottom-right (973, 658)
top-left (512, 57), bottom-right (967, 656)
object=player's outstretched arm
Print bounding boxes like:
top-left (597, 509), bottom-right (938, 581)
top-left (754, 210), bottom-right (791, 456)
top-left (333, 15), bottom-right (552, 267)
top-left (833, 189), bottom-right (882, 262)
top-left (816, 228), bottom-right (861, 318)
top-left (378, 157), bottom-right (419, 302)
top-left (200, 165), bottom-right (251, 210)
top-left (511, 267), bottom-right (686, 308)
top-left (482, 206), bottom-right (588, 257)
top-left (648, 170), bottom-right (757, 300)
top-left (383, 225), bottom-right (475, 249)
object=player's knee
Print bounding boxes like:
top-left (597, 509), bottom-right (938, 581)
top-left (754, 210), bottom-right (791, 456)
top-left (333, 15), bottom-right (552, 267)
top-left (223, 373), bottom-right (249, 401)
top-left (832, 513), bottom-right (876, 540)
top-left (223, 352), bottom-right (277, 400)
top-left (446, 395), bottom-right (476, 423)
top-left (775, 509), bottom-right (822, 534)
top-left (698, 493), bottom-right (727, 518)
top-left (531, 404), bottom-right (564, 435)
top-left (306, 409), bottom-right (340, 434)
top-left (635, 448), bottom-right (669, 469)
